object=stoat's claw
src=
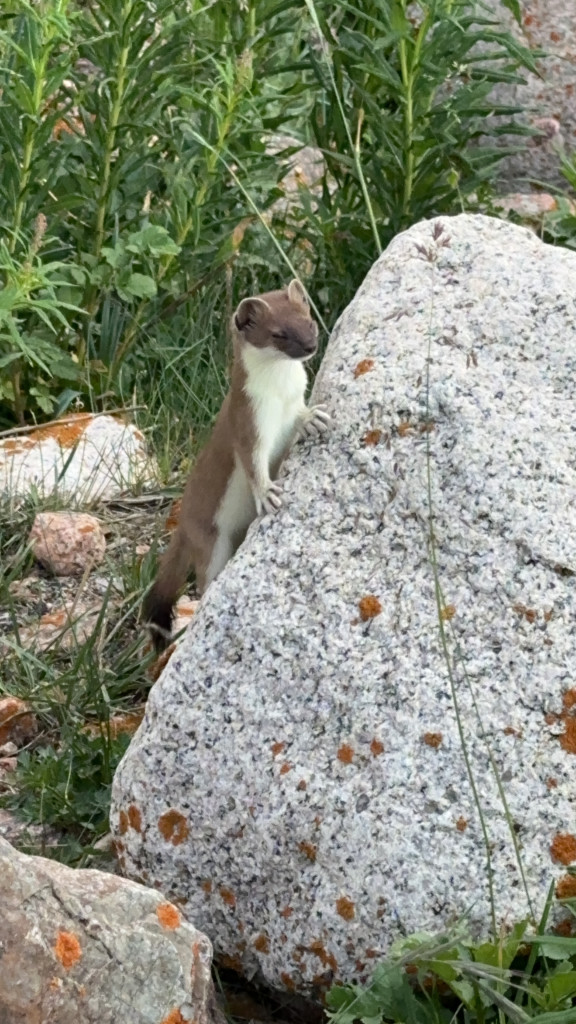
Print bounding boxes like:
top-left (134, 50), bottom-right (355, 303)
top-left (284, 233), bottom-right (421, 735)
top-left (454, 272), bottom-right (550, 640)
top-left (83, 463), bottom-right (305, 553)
top-left (299, 404), bottom-right (332, 438)
top-left (260, 481), bottom-right (282, 515)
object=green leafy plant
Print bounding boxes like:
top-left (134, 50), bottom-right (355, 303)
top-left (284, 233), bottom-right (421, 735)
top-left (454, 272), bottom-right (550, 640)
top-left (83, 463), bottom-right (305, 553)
top-left (6, 731), bottom-right (131, 850)
top-left (0, 0), bottom-right (290, 423)
top-left (272, 0), bottom-right (542, 318)
top-left (326, 922), bottom-right (576, 1024)
top-left (0, 0), bottom-right (543, 426)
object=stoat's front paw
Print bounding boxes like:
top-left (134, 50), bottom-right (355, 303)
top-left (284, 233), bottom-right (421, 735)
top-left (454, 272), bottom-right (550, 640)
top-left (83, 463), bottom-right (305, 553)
top-left (256, 481), bottom-right (282, 516)
top-left (298, 404), bottom-right (332, 438)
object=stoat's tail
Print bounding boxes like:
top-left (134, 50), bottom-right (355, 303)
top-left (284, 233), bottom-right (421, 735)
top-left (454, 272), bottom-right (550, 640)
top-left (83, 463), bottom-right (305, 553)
top-left (143, 529), bottom-right (195, 653)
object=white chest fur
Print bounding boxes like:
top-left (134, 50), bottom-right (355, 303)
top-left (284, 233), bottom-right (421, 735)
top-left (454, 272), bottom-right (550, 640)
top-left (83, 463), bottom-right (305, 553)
top-left (242, 346), bottom-right (307, 466)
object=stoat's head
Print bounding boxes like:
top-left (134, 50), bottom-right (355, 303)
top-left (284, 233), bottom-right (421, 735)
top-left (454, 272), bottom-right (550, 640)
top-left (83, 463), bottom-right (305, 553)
top-left (232, 279), bottom-right (318, 361)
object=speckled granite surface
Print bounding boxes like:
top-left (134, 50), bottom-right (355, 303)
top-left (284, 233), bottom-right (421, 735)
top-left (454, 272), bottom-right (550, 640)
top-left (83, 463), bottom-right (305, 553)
top-left (111, 214), bottom-right (576, 997)
top-left (494, 0), bottom-right (576, 186)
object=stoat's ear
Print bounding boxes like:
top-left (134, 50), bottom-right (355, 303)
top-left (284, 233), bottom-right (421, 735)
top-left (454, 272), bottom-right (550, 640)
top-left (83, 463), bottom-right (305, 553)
top-left (287, 278), bottom-right (309, 310)
top-left (233, 296), bottom-right (271, 332)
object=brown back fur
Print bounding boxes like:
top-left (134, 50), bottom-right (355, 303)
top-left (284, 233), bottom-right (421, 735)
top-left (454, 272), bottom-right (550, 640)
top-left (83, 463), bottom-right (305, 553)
top-left (143, 281), bottom-right (317, 651)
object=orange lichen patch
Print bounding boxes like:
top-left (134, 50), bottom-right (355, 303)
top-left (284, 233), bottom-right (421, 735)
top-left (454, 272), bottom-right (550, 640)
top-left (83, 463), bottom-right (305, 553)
top-left (54, 931), bottom-right (82, 969)
top-left (397, 421), bottom-right (414, 437)
top-left (313, 971), bottom-right (334, 988)
top-left (219, 887), bottom-right (236, 908)
top-left (354, 358), bottom-right (375, 378)
top-left (160, 1010), bottom-right (190, 1024)
top-left (336, 897), bottom-right (355, 921)
top-left (370, 738), bottom-right (384, 757)
top-left (554, 918), bottom-right (575, 937)
top-left (201, 880), bottom-right (213, 894)
top-left (547, 778), bottom-right (558, 789)
top-left (358, 595), bottom-right (382, 621)
top-left (560, 724), bottom-right (576, 754)
top-left (548, 690), bottom-right (576, 755)
top-left (441, 604), bottom-right (456, 621)
top-left (297, 779), bottom-right (307, 791)
top-left (280, 906), bottom-right (293, 918)
top-left (118, 810), bottom-right (129, 835)
top-left (253, 934), bottom-right (270, 954)
top-left (158, 810), bottom-right (189, 846)
top-left (563, 689), bottom-right (576, 711)
top-left (280, 972), bottom-right (296, 991)
top-left (556, 875), bottom-right (576, 899)
top-left (40, 610), bottom-right (69, 628)
top-left (166, 499), bottom-right (182, 532)
top-left (148, 643), bottom-right (177, 682)
top-left (310, 940), bottom-right (338, 972)
top-left (456, 817), bottom-right (468, 832)
top-left (422, 732), bottom-right (443, 748)
top-left (2, 438), bottom-right (35, 453)
top-left (418, 421), bottom-right (435, 434)
top-left (362, 429), bottom-right (382, 446)
top-left (218, 953), bottom-right (243, 973)
top-left (337, 744), bottom-right (354, 764)
top-left (29, 413), bottom-right (94, 447)
top-left (299, 841), bottom-right (317, 862)
top-left (550, 834), bottom-right (576, 865)
top-left (128, 805), bottom-right (142, 832)
top-left (174, 598), bottom-right (197, 621)
top-left (503, 726), bottom-right (522, 737)
top-left (157, 903), bottom-right (182, 929)
top-left (271, 741), bottom-right (285, 757)
top-left (279, 762), bottom-right (293, 775)
top-left (513, 603), bottom-right (538, 624)
top-left (83, 710), bottom-right (145, 739)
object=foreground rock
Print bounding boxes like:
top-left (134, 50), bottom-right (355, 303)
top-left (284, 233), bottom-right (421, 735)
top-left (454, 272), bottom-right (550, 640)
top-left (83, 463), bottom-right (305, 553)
top-left (112, 214), bottom-right (576, 996)
top-left (0, 413), bottom-right (156, 502)
top-left (0, 836), bottom-right (222, 1024)
top-left (29, 512), bottom-right (106, 575)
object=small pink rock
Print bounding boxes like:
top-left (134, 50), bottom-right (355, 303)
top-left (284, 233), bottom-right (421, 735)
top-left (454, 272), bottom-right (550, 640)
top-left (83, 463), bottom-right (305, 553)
top-left (29, 512), bottom-right (106, 575)
top-left (495, 192), bottom-right (560, 218)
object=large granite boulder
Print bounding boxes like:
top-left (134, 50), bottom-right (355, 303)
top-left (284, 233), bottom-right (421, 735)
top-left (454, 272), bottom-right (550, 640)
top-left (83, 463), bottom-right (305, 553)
top-left (0, 836), bottom-right (222, 1024)
top-left (111, 214), bottom-right (576, 997)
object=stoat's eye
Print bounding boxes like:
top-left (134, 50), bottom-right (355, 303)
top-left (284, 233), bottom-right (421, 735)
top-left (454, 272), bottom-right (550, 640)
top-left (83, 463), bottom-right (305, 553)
top-left (272, 331), bottom-right (287, 340)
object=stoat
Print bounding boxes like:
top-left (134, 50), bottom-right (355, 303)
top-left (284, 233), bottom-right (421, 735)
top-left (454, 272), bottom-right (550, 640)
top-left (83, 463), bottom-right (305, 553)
top-left (144, 279), bottom-right (330, 651)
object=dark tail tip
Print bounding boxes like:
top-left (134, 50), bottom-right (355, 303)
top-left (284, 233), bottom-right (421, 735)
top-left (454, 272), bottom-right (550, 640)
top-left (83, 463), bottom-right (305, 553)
top-left (143, 587), bottom-right (174, 654)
